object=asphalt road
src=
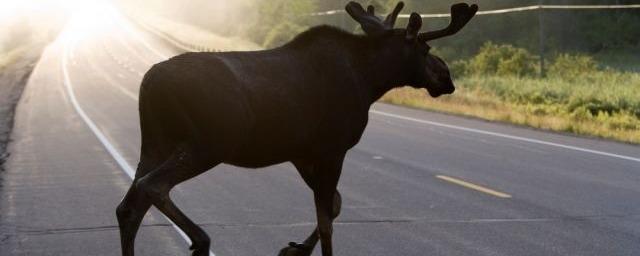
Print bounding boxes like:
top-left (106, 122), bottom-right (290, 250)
top-left (1, 5), bottom-right (640, 256)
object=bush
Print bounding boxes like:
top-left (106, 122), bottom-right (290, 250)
top-left (249, 0), bottom-right (316, 48)
top-left (262, 22), bottom-right (307, 48)
top-left (448, 60), bottom-right (469, 78)
top-left (548, 53), bottom-right (598, 79)
top-left (466, 42), bottom-right (537, 77)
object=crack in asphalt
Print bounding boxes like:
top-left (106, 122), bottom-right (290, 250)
top-left (2, 213), bottom-right (638, 237)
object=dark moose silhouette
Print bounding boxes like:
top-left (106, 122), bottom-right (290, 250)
top-left (116, 1), bottom-right (477, 256)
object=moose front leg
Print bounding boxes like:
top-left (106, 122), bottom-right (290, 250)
top-left (280, 154), bottom-right (345, 256)
top-left (314, 184), bottom-right (341, 256)
top-left (279, 191), bottom-right (342, 256)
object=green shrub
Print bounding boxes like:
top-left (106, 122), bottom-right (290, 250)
top-left (262, 22), bottom-right (307, 48)
top-left (249, 0), bottom-right (316, 48)
top-left (548, 53), bottom-right (598, 79)
top-left (458, 70), bottom-right (640, 120)
top-left (467, 42), bottom-right (537, 77)
top-left (449, 60), bottom-right (469, 78)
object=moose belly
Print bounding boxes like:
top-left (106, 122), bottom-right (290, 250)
top-left (224, 114), bottom-right (368, 169)
top-left (224, 122), bottom-right (316, 168)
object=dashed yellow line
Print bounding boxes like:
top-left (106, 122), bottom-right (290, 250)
top-left (436, 175), bottom-right (512, 198)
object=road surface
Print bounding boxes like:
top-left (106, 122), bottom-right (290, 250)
top-left (1, 4), bottom-right (639, 256)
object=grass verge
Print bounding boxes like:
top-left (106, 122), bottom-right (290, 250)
top-left (0, 42), bottom-right (49, 170)
top-left (382, 74), bottom-right (640, 144)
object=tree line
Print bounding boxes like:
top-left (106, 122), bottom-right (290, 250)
top-left (120, 0), bottom-right (640, 68)
top-left (251, 0), bottom-right (639, 67)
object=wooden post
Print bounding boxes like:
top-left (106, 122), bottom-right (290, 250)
top-left (538, 0), bottom-right (545, 77)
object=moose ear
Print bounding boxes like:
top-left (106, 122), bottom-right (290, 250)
top-left (406, 12), bottom-right (422, 41)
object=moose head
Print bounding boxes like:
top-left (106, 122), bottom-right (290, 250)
top-left (346, 1), bottom-right (478, 97)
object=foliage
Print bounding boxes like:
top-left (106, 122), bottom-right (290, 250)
top-left (262, 21), bottom-right (308, 48)
top-left (402, 0), bottom-right (640, 67)
top-left (381, 43), bottom-right (640, 144)
top-left (248, 0), bottom-right (316, 48)
top-left (464, 42), bottom-right (537, 77)
top-left (382, 70), bottom-right (640, 143)
top-left (462, 72), bottom-right (640, 118)
top-left (547, 53), bottom-right (598, 79)
top-left (139, 0), bottom-right (640, 66)
top-left (581, 11), bottom-right (640, 52)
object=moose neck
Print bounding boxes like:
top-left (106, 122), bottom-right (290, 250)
top-left (354, 46), bottom-right (408, 104)
top-left (285, 26), bottom-right (409, 105)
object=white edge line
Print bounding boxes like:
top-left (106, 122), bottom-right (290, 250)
top-left (62, 39), bottom-right (215, 256)
top-left (371, 110), bottom-right (640, 164)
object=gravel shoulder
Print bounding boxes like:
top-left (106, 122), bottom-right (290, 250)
top-left (0, 46), bottom-right (46, 172)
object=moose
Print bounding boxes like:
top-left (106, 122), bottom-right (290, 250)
top-left (116, 1), bottom-right (477, 255)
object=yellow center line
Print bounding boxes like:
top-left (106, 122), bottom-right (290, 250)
top-left (436, 175), bottom-right (512, 198)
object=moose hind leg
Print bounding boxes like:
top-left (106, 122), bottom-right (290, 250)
top-left (117, 157), bottom-right (163, 256)
top-left (116, 182), bottom-right (153, 256)
top-left (136, 146), bottom-right (217, 256)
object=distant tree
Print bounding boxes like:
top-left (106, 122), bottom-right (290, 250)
top-left (249, 0), bottom-right (317, 48)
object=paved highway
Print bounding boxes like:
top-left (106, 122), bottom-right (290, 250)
top-left (1, 4), bottom-right (639, 256)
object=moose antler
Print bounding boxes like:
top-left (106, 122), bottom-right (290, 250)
top-left (346, 1), bottom-right (405, 36)
top-left (418, 3), bottom-right (478, 41)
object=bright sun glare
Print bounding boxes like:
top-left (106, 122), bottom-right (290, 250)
top-left (60, 0), bottom-right (121, 41)
top-left (1, 0), bottom-right (101, 19)
top-left (1, 0), bottom-right (117, 40)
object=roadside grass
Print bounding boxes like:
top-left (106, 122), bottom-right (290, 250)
top-left (382, 72), bottom-right (640, 144)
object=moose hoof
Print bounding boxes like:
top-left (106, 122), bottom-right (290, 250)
top-left (191, 248), bottom-right (210, 256)
top-left (190, 243), bottom-right (211, 256)
top-left (278, 242), bottom-right (312, 256)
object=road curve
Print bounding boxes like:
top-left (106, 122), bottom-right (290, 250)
top-left (1, 5), bottom-right (639, 256)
